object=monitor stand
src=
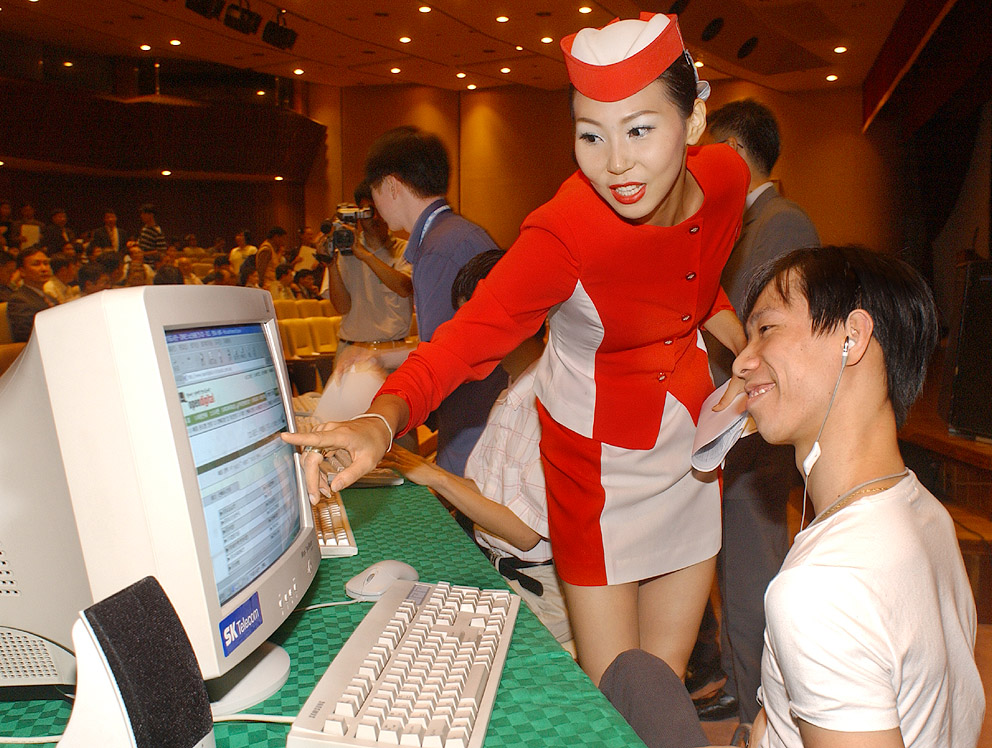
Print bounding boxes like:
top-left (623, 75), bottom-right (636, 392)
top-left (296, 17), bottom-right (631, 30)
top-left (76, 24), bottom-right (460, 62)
top-left (206, 642), bottom-right (290, 716)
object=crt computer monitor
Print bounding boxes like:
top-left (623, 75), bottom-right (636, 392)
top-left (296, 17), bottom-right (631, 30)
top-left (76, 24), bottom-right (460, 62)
top-left (0, 286), bottom-right (320, 713)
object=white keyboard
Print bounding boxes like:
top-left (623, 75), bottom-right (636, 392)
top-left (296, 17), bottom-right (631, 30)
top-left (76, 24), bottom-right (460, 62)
top-left (287, 579), bottom-right (520, 748)
top-left (311, 491), bottom-right (358, 557)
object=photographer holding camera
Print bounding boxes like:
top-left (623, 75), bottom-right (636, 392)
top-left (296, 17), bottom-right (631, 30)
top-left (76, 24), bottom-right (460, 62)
top-left (318, 181), bottom-right (414, 374)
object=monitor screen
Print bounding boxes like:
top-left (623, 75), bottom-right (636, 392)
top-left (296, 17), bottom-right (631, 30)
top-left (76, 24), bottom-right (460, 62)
top-left (166, 324), bottom-right (301, 606)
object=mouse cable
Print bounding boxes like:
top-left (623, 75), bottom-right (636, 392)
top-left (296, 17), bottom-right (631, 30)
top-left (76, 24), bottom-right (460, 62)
top-left (213, 713), bottom-right (295, 725)
top-left (0, 736), bottom-right (62, 744)
top-left (295, 598), bottom-right (366, 613)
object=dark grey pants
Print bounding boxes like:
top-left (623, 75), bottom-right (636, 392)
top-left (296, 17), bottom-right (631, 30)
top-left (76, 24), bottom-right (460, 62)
top-left (600, 649), bottom-right (710, 748)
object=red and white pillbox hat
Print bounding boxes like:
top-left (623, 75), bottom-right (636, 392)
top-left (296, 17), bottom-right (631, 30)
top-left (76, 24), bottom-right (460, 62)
top-left (561, 12), bottom-right (709, 103)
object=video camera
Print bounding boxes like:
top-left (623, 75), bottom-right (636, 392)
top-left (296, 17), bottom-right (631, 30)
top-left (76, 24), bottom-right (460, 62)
top-left (317, 203), bottom-right (374, 257)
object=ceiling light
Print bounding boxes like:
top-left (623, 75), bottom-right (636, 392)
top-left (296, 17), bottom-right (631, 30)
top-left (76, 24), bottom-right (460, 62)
top-left (63, 61), bottom-right (73, 67)
top-left (515, 45), bottom-right (523, 51)
top-left (161, 170), bottom-right (172, 176)
top-left (399, 36), bottom-right (411, 43)
top-left (169, 39), bottom-right (181, 46)
top-left (185, 0), bottom-right (224, 20)
top-left (274, 176), bottom-right (284, 181)
top-left (579, 6), bottom-right (592, 12)
top-left (694, 60), bottom-right (704, 68)
top-left (456, 72), bottom-right (466, 78)
top-left (500, 67), bottom-right (510, 74)
top-left (256, 89), bottom-right (266, 95)
top-left (224, 1), bottom-right (262, 35)
top-left (262, 9), bottom-right (297, 50)
top-left (391, 67), bottom-right (401, 74)
top-left (419, 6), bottom-right (431, 13)
top-left (540, 37), bottom-right (553, 44)
top-left (467, 84), bottom-right (477, 90)
top-left (140, 44), bottom-right (151, 51)
top-left (293, 68), bottom-right (304, 75)
top-left (833, 46), bottom-right (847, 54)
top-left (496, 16), bottom-right (509, 23)
top-left (826, 74), bottom-right (838, 81)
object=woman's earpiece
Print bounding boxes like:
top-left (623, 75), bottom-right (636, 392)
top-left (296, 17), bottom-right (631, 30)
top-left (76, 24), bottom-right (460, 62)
top-left (842, 336), bottom-right (852, 363)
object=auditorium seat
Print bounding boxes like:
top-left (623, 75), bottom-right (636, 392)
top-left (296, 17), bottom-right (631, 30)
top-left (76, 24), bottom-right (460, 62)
top-left (308, 315), bottom-right (341, 355)
top-left (273, 299), bottom-right (300, 319)
top-left (296, 299), bottom-right (323, 318)
top-left (0, 303), bottom-right (12, 345)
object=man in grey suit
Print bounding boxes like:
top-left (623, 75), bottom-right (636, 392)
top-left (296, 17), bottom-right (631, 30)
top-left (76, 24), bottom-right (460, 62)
top-left (694, 99), bottom-right (820, 724)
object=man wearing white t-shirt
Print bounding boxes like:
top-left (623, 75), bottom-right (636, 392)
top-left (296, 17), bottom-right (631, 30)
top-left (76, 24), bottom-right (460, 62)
top-left (599, 246), bottom-right (983, 748)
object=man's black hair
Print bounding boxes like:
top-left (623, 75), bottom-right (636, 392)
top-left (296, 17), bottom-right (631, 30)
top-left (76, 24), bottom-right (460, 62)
top-left (451, 249), bottom-right (505, 309)
top-left (275, 263), bottom-right (292, 280)
top-left (139, 203), bottom-right (157, 216)
top-left (77, 262), bottom-right (106, 289)
top-left (97, 252), bottom-right (123, 273)
top-left (266, 226), bottom-right (287, 239)
top-left (742, 245), bottom-right (939, 427)
top-left (16, 246), bottom-right (47, 268)
top-left (364, 126), bottom-right (450, 198)
top-left (153, 265), bottom-right (183, 285)
top-left (707, 98), bottom-right (780, 175)
top-left (50, 255), bottom-right (75, 274)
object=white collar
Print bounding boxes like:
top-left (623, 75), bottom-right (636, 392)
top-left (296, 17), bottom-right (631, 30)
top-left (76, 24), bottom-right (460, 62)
top-left (745, 181), bottom-right (775, 210)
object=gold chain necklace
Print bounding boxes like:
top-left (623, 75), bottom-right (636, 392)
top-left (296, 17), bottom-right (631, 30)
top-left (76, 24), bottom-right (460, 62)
top-left (810, 469), bottom-right (909, 527)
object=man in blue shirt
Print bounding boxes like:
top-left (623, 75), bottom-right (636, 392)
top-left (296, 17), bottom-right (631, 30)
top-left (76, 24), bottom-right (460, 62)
top-left (364, 126), bottom-right (507, 476)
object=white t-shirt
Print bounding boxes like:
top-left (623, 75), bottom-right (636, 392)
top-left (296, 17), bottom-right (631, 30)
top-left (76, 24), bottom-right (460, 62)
top-left (336, 236), bottom-right (412, 343)
top-left (757, 473), bottom-right (983, 748)
top-left (463, 365), bottom-right (551, 563)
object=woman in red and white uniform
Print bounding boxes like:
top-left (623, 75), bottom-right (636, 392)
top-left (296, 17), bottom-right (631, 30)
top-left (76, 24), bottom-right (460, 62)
top-left (286, 13), bottom-right (749, 685)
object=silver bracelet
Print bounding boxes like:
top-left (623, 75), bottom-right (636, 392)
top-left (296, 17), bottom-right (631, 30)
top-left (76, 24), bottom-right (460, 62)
top-left (349, 413), bottom-right (394, 447)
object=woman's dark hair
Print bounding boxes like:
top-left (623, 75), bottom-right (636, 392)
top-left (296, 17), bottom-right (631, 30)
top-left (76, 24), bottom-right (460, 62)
top-left (742, 245), bottom-right (939, 427)
top-left (569, 52), bottom-right (698, 120)
top-left (657, 52), bottom-right (697, 119)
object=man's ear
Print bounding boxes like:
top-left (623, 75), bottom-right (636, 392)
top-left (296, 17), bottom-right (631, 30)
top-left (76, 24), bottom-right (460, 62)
top-left (843, 309), bottom-right (874, 365)
top-left (685, 98), bottom-right (707, 146)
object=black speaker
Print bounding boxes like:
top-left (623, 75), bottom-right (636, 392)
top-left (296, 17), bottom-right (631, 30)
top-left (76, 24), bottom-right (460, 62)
top-left (262, 20), bottom-right (298, 50)
top-left (223, 2), bottom-right (262, 35)
top-left (59, 577), bottom-right (214, 748)
top-left (185, 0), bottom-right (225, 20)
top-left (939, 260), bottom-right (992, 439)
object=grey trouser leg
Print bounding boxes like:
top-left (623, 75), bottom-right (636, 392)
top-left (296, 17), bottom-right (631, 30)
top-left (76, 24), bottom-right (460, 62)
top-left (600, 649), bottom-right (710, 748)
top-left (719, 436), bottom-right (795, 722)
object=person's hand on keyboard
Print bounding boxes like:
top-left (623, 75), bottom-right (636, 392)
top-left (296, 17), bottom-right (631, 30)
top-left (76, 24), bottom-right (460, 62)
top-left (282, 394), bottom-right (409, 493)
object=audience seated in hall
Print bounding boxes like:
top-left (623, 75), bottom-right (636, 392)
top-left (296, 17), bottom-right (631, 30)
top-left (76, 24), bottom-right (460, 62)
top-left (40, 207), bottom-right (75, 256)
top-left (267, 263), bottom-right (297, 300)
top-left (177, 257), bottom-right (203, 285)
top-left (76, 262), bottom-right (110, 296)
top-left (0, 252), bottom-right (18, 302)
top-left (43, 255), bottom-right (80, 304)
top-left (7, 247), bottom-right (56, 342)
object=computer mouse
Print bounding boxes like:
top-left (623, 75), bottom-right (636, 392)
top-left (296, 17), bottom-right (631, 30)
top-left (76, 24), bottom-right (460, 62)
top-left (345, 560), bottom-right (419, 601)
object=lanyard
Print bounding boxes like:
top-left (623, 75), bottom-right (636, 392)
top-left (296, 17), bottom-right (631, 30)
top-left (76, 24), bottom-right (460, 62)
top-left (419, 204), bottom-right (451, 247)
